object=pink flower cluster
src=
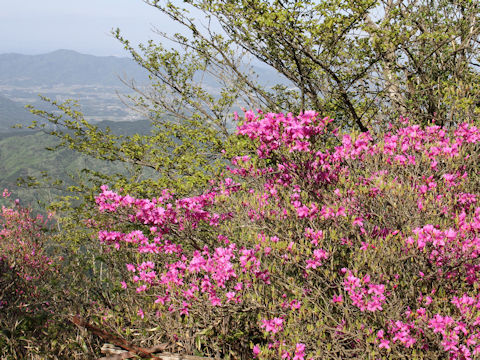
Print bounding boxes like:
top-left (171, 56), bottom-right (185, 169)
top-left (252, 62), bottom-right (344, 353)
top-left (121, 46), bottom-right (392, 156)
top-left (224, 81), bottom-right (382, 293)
top-left (261, 317), bottom-right (284, 334)
top-left (342, 270), bottom-right (386, 312)
top-left (95, 179), bottom-right (269, 311)
top-left (236, 110), bottom-right (332, 157)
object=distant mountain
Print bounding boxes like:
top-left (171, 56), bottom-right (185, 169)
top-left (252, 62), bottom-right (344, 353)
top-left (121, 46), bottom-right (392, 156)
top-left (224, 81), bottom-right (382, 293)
top-left (0, 49), bottom-right (148, 86)
top-left (0, 49), bottom-right (292, 128)
top-left (0, 94), bottom-right (37, 131)
top-left (0, 49), bottom-right (289, 89)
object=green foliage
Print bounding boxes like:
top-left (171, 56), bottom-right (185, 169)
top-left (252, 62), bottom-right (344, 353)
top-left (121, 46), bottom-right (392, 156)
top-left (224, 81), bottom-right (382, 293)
top-left (139, 0), bottom-right (480, 128)
top-left (27, 96), bottom-right (228, 199)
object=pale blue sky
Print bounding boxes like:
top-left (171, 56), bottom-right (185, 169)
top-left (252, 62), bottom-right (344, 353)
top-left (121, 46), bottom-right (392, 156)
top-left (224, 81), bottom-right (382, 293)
top-left (0, 0), bottom-right (187, 56)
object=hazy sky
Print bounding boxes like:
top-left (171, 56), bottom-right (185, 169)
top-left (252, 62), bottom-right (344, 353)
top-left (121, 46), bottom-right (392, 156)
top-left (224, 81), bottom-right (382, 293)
top-left (0, 0), bottom-right (187, 57)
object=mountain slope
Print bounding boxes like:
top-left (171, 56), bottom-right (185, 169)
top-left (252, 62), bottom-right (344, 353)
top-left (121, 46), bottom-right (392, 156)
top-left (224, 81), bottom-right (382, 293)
top-left (0, 121), bottom-right (154, 208)
top-left (0, 94), bottom-right (37, 130)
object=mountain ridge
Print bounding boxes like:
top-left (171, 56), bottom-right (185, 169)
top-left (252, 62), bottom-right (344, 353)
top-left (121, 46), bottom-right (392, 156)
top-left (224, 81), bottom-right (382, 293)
top-left (0, 49), bottom-right (148, 86)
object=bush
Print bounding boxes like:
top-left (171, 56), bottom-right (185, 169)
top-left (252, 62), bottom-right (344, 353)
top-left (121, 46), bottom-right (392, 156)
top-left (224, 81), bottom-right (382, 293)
top-left (0, 191), bottom-right (59, 357)
top-left (92, 111), bottom-right (480, 359)
top-left (0, 192), bottom-right (99, 359)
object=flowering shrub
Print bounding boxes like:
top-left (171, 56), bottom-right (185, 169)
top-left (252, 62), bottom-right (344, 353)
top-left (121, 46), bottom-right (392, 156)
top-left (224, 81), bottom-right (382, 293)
top-left (0, 191), bottom-right (61, 358)
top-left (96, 110), bottom-right (480, 359)
top-left (0, 190), bottom-right (55, 307)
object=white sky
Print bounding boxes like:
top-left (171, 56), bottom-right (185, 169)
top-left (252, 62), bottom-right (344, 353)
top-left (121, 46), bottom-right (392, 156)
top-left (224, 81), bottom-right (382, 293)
top-left (0, 0), bottom-right (188, 56)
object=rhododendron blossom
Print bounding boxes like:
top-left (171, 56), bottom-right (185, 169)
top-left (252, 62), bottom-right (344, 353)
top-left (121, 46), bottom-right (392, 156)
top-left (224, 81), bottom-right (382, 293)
top-left (95, 111), bottom-right (480, 359)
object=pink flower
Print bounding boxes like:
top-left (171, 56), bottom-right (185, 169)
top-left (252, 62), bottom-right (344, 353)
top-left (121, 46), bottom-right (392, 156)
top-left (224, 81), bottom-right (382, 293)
top-left (261, 317), bottom-right (284, 334)
top-left (225, 291), bottom-right (237, 303)
top-left (253, 345), bottom-right (261, 358)
top-left (378, 339), bottom-right (390, 349)
top-left (353, 217), bottom-right (364, 227)
top-left (293, 343), bottom-right (305, 360)
top-left (332, 294), bottom-right (343, 303)
top-left (290, 299), bottom-right (301, 310)
top-left (210, 296), bottom-right (221, 306)
top-left (126, 264), bottom-right (136, 272)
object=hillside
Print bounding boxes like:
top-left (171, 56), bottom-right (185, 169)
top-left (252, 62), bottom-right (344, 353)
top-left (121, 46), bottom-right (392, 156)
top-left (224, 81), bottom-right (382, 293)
top-left (0, 94), bottom-right (37, 131)
top-left (0, 120), bottom-right (153, 207)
